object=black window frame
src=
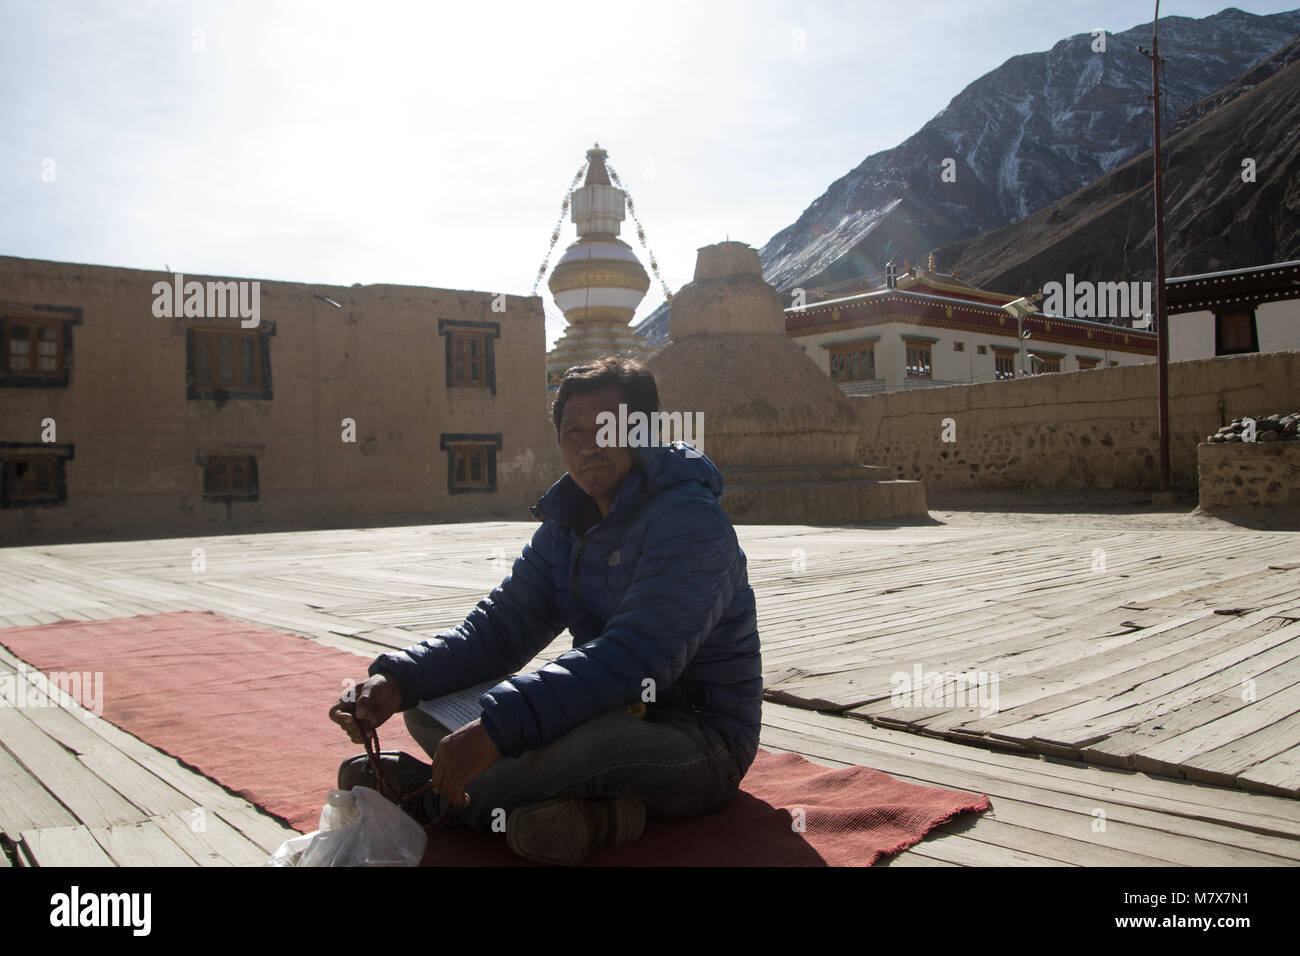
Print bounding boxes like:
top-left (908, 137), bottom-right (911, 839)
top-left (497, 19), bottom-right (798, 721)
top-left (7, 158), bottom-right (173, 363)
top-left (827, 337), bottom-right (878, 383)
top-left (186, 323), bottom-right (275, 401)
top-left (198, 453), bottom-right (260, 503)
top-left (0, 304), bottom-right (81, 389)
top-left (440, 433), bottom-right (501, 495)
top-left (1215, 309), bottom-right (1259, 356)
top-left (993, 348), bottom-right (1018, 380)
top-left (438, 320), bottom-right (499, 396)
top-left (0, 441), bottom-right (74, 508)
top-left (903, 337), bottom-right (937, 379)
top-left (1030, 352), bottom-right (1064, 374)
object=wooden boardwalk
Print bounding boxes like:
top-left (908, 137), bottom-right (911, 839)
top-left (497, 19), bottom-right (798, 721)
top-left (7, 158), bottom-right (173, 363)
top-left (1, 517), bottom-right (1299, 865)
top-left (754, 525), bottom-right (1300, 797)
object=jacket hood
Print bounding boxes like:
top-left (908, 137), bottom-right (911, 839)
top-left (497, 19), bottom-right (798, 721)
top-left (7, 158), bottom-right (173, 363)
top-left (530, 442), bottom-right (724, 527)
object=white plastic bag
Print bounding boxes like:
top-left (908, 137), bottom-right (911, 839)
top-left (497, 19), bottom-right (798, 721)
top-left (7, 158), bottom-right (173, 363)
top-left (266, 786), bottom-right (428, 867)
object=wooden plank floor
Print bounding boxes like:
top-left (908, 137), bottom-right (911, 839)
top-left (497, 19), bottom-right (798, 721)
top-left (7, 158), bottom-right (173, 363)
top-left (7, 520), bottom-right (1296, 790)
top-left (0, 644), bottom-right (292, 867)
top-left (2, 516), bottom-right (1299, 865)
top-left (2, 641), bottom-right (1296, 867)
top-left (761, 706), bottom-right (1300, 867)
top-left (754, 526), bottom-right (1300, 797)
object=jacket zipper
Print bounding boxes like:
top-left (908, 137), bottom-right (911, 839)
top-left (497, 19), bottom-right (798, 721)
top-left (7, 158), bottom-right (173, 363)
top-left (534, 476), bottom-right (652, 608)
top-left (536, 485), bottom-right (683, 708)
top-left (571, 535), bottom-right (587, 603)
top-left (533, 504), bottom-right (591, 604)
top-left (558, 493), bottom-right (651, 606)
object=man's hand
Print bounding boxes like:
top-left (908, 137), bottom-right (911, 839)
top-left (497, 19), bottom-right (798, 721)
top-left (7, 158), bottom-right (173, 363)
top-left (329, 674), bottom-right (403, 744)
top-left (430, 718), bottom-right (501, 807)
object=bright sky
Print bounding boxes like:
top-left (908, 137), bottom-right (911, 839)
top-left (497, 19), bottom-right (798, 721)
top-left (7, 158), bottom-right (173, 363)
top-left (3, 1), bottom-right (1297, 347)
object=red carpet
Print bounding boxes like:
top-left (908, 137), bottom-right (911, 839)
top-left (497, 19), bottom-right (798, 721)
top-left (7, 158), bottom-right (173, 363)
top-left (420, 750), bottom-right (990, 866)
top-left (1, 612), bottom-right (990, 865)
top-left (0, 610), bottom-right (419, 833)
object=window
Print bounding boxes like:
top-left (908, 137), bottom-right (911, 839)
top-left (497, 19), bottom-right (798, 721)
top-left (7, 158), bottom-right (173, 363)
top-left (191, 329), bottom-right (261, 389)
top-left (977, 345), bottom-right (987, 355)
top-left (0, 443), bottom-right (72, 508)
top-left (5, 455), bottom-right (57, 502)
top-left (454, 446), bottom-right (490, 487)
top-left (451, 332), bottom-right (486, 386)
top-left (202, 455), bottom-right (259, 501)
top-left (903, 340), bottom-right (933, 378)
top-left (1031, 355), bottom-right (1062, 373)
top-left (954, 341), bottom-right (965, 352)
top-left (994, 349), bottom-right (1017, 381)
top-left (1109, 361), bottom-right (1119, 367)
top-left (439, 320), bottom-right (500, 395)
top-left (1, 306), bottom-right (79, 388)
top-left (828, 341), bottom-right (876, 382)
top-left (5, 320), bottom-right (62, 376)
top-left (1077, 356), bottom-right (1099, 370)
top-left (1215, 311), bottom-right (1258, 355)
top-left (440, 434), bottom-right (501, 495)
top-left (187, 327), bottom-right (273, 400)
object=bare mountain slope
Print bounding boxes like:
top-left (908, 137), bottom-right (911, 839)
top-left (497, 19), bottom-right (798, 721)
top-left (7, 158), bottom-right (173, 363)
top-left (932, 46), bottom-right (1300, 296)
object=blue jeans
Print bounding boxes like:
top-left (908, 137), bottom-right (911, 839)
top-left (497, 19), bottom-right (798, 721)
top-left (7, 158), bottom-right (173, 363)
top-left (402, 704), bottom-right (744, 832)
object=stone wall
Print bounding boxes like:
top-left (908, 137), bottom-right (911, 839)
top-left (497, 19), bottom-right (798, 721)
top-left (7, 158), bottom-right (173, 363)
top-left (1197, 442), bottom-right (1300, 510)
top-left (854, 350), bottom-right (1300, 493)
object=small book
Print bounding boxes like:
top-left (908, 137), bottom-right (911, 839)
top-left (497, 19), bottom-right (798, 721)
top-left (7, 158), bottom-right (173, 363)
top-left (415, 676), bottom-right (512, 731)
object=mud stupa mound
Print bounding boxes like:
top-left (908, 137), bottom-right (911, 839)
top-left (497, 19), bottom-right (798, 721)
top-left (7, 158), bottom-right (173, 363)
top-left (647, 241), bottom-right (927, 523)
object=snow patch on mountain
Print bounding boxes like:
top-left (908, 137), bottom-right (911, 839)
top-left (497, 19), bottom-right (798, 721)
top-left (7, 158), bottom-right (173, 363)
top-left (757, 8), bottom-right (1300, 294)
top-left (775, 200), bottom-right (902, 288)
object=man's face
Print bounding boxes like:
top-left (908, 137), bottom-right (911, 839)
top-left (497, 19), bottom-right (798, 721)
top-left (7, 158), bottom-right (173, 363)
top-left (558, 384), bottom-right (638, 515)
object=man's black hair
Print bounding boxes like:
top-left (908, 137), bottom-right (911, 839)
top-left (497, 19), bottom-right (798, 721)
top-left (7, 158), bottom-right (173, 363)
top-left (551, 355), bottom-right (659, 438)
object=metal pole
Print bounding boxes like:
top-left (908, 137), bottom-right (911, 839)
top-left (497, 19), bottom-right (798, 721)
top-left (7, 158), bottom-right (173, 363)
top-left (1143, 2), bottom-right (1172, 493)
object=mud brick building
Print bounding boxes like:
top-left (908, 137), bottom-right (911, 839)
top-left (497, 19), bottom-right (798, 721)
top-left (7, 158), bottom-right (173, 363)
top-left (0, 256), bottom-right (563, 541)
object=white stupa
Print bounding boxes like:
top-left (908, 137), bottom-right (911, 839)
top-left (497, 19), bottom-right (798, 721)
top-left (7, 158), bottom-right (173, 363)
top-left (545, 145), bottom-right (652, 391)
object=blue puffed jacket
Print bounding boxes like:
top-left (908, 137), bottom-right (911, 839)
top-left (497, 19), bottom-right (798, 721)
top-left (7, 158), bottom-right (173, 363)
top-left (368, 441), bottom-right (763, 774)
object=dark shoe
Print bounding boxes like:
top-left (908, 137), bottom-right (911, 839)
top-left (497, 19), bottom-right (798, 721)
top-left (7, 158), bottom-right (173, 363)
top-left (337, 751), bottom-right (440, 827)
top-left (506, 798), bottom-right (646, 865)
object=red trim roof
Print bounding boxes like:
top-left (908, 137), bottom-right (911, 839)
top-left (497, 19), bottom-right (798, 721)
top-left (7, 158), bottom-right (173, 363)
top-left (786, 289), bottom-right (1157, 355)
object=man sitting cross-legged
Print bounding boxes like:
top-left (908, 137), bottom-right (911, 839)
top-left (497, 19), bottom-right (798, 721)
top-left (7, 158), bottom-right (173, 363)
top-left (329, 356), bottom-right (763, 865)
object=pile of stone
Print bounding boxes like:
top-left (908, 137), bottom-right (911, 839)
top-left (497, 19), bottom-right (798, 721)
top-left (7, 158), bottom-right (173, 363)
top-left (1206, 413), bottom-right (1300, 443)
